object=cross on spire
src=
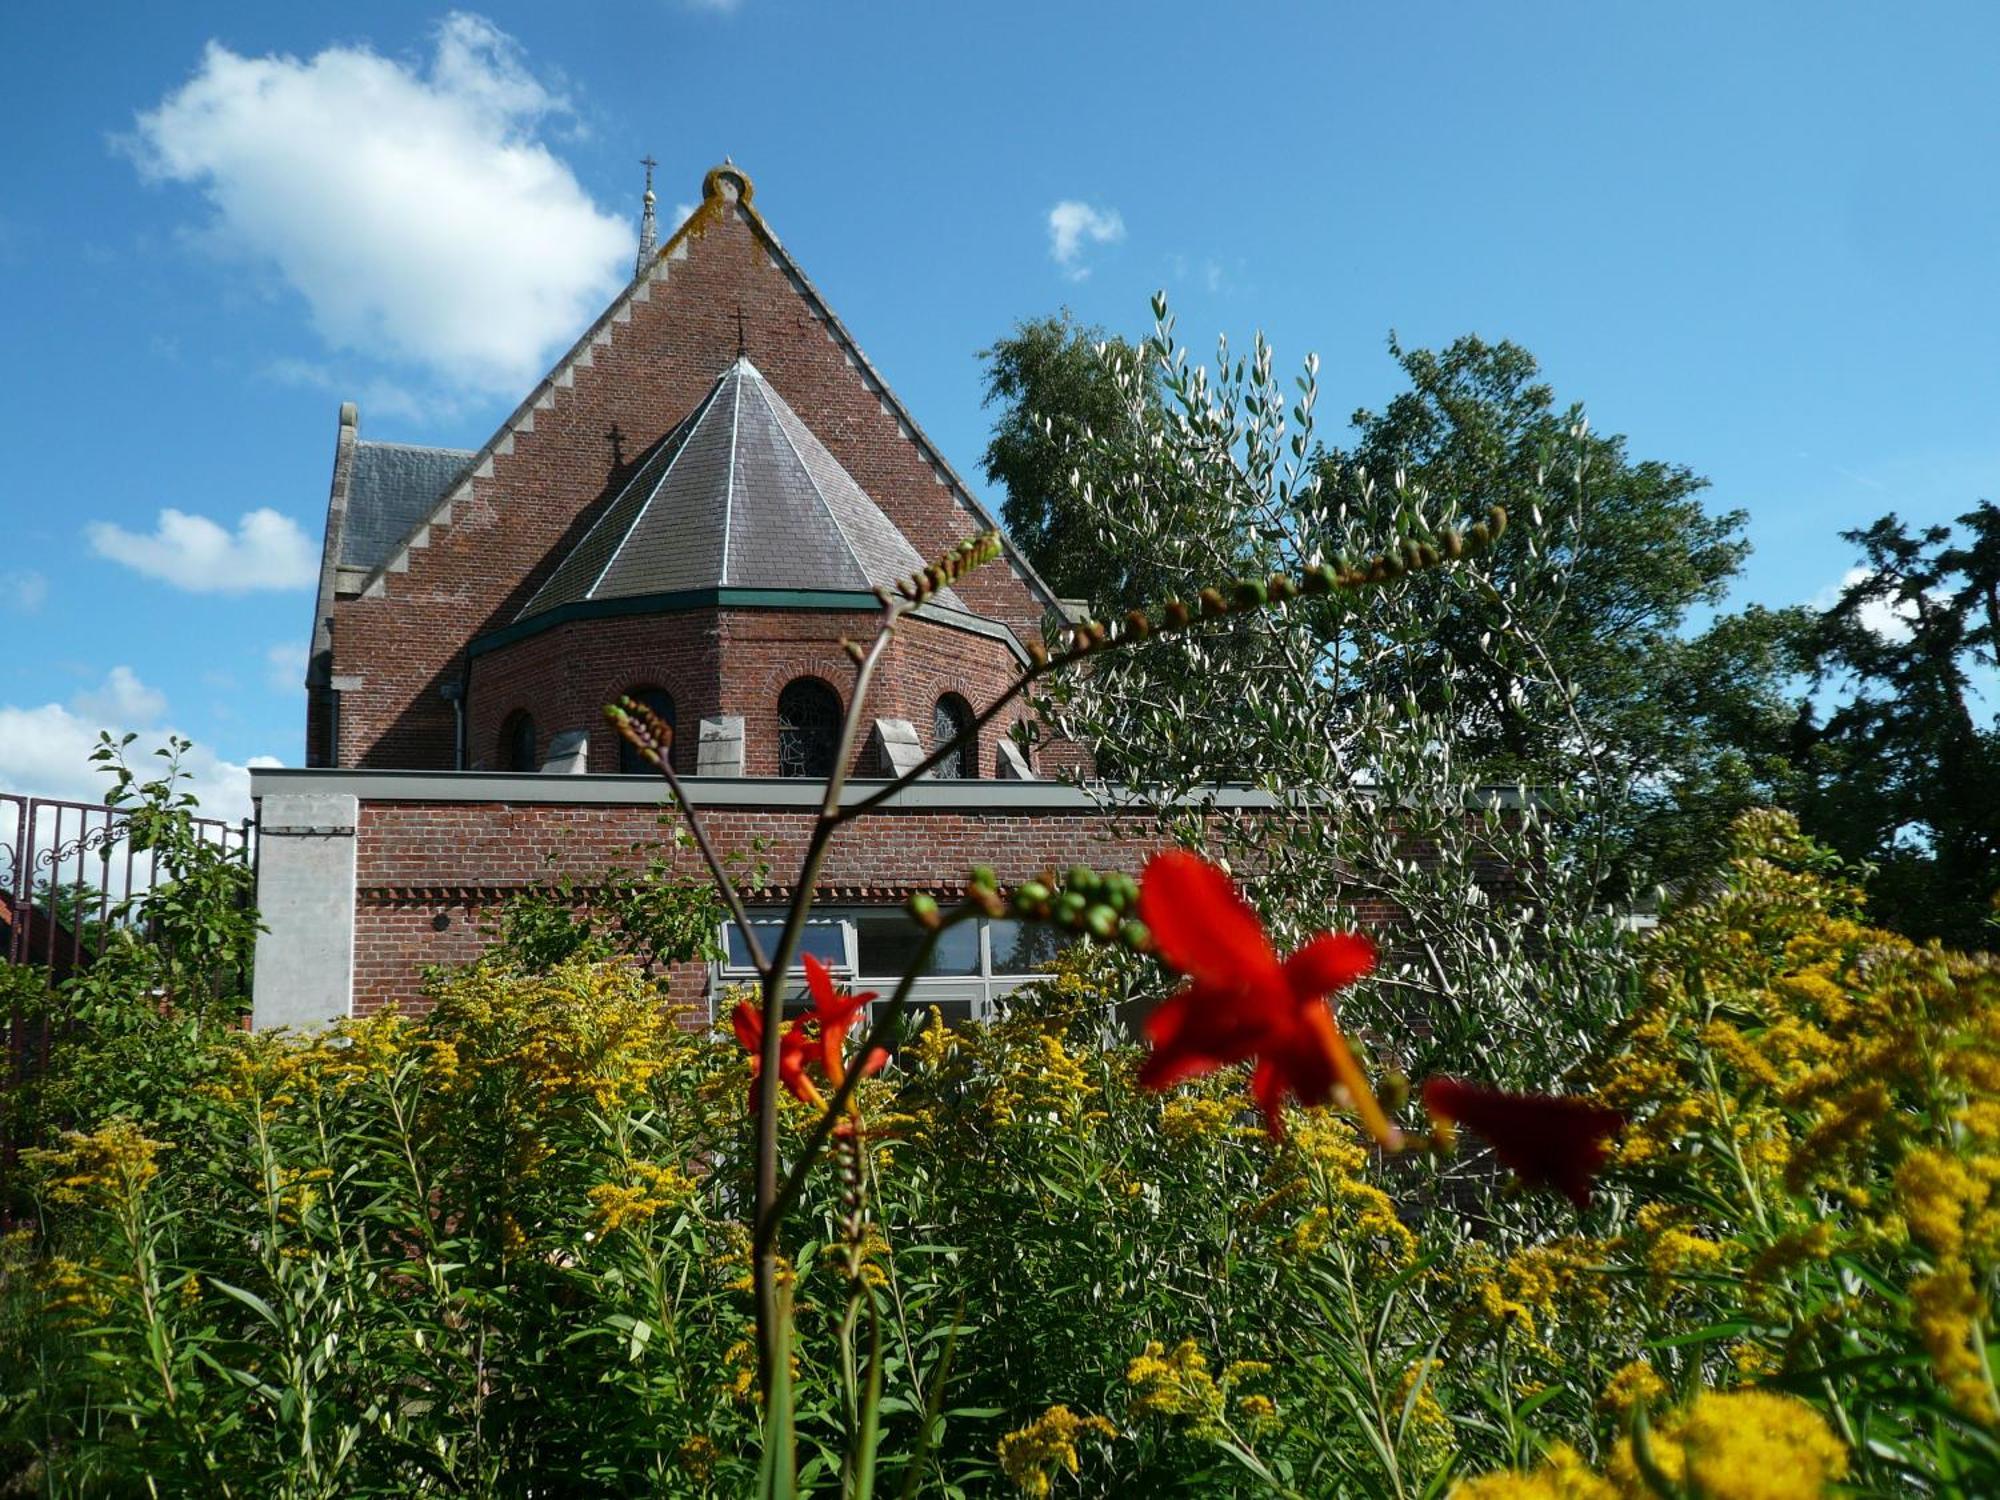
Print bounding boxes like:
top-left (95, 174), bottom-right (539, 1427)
top-left (634, 155), bottom-right (659, 279)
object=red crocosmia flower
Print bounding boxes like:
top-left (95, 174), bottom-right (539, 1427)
top-left (1136, 850), bottom-right (1396, 1145)
top-left (1420, 1077), bottom-right (1623, 1209)
top-left (731, 997), bottom-right (822, 1112)
top-left (803, 954), bottom-right (888, 1096)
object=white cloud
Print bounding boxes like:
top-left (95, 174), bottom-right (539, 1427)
top-left (86, 507), bottom-right (318, 593)
top-left (126, 13), bottom-right (630, 394)
top-left (1048, 200), bottom-right (1125, 280)
top-left (1, 570), bottom-right (48, 614)
top-left (70, 666), bottom-right (168, 728)
top-left (265, 642), bottom-right (308, 694)
top-left (0, 698), bottom-right (274, 825)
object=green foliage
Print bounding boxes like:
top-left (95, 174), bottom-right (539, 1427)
top-left (979, 311), bottom-right (1159, 606)
top-left (482, 828), bottom-right (725, 977)
top-left (15, 820), bottom-right (1978, 1497)
top-left (981, 315), bottom-right (1807, 905)
top-left (1793, 502), bottom-right (2000, 946)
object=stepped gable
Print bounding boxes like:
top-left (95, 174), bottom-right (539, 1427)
top-left (519, 357), bottom-right (962, 618)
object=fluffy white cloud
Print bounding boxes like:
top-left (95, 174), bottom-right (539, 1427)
top-left (71, 666), bottom-right (168, 727)
top-left (1047, 200), bottom-right (1125, 280)
top-left (0, 694), bottom-right (274, 825)
top-left (127, 13), bottom-right (630, 393)
top-left (86, 507), bottom-right (318, 593)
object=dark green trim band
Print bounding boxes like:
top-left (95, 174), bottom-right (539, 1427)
top-left (467, 588), bottom-right (1030, 663)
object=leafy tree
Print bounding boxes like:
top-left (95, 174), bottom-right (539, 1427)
top-left (980, 311), bottom-right (1162, 605)
top-left (983, 316), bottom-right (1805, 899)
top-left (1793, 502), bottom-right (2000, 945)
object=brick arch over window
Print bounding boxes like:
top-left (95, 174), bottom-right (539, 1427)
top-left (777, 677), bottom-right (842, 779)
top-left (617, 686), bottom-right (677, 774)
top-left (932, 693), bottom-right (975, 779)
top-left (500, 710), bottom-right (538, 772)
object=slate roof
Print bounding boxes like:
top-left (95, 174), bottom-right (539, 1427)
top-left (517, 357), bottom-right (959, 622)
top-left (338, 441), bottom-right (473, 572)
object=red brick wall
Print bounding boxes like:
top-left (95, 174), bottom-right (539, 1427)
top-left (329, 172), bottom-right (1060, 772)
top-left (351, 797), bottom-right (1190, 1014)
top-left (466, 607), bottom-right (1048, 777)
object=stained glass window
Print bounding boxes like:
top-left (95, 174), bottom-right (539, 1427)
top-left (777, 678), bottom-right (841, 778)
top-left (932, 694), bottom-right (975, 779)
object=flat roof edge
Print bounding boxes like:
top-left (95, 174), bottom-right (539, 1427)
top-left (247, 767), bottom-right (1283, 812)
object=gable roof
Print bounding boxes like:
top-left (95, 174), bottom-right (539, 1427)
top-left (518, 358), bottom-right (959, 620)
top-left (341, 163), bottom-right (1062, 624)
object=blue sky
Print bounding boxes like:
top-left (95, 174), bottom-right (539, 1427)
top-left (3, 2), bottom-right (1996, 815)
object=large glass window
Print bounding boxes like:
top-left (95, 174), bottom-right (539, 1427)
top-left (855, 908), bottom-right (979, 977)
top-left (931, 694), bottom-right (975, 779)
top-left (777, 678), bottom-right (842, 778)
top-left (501, 711), bottom-right (538, 772)
top-left (988, 919), bottom-right (1077, 975)
top-left (722, 918), bottom-right (847, 972)
top-left (713, 907), bottom-right (1072, 1025)
top-left (617, 687), bottom-right (676, 774)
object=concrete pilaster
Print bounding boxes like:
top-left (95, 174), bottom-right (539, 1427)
top-left (251, 793), bottom-right (358, 1031)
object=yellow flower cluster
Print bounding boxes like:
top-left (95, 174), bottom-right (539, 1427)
top-left (1254, 1112), bottom-right (1414, 1268)
top-left (587, 1160), bottom-right (697, 1236)
top-left (1589, 811), bottom-right (2000, 1413)
top-left (1125, 1338), bottom-right (1275, 1444)
top-left (1457, 1390), bottom-right (1846, 1500)
top-left (25, 1121), bottom-right (168, 1206)
top-left (997, 1405), bottom-right (1118, 1498)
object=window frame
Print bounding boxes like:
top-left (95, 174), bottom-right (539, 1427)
top-left (713, 905), bottom-right (1073, 1023)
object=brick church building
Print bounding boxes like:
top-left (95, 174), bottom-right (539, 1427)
top-left (250, 162), bottom-right (1262, 1030)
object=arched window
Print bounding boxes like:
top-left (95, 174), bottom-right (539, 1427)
top-left (932, 693), bottom-right (975, 779)
top-left (617, 687), bottom-right (677, 774)
top-left (777, 677), bottom-right (842, 778)
top-left (501, 711), bottom-right (538, 772)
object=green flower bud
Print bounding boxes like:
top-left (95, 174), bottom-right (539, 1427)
top-left (1123, 608), bottom-right (1152, 639)
top-left (907, 892), bottom-right (941, 930)
top-left (1119, 918), bottom-right (1153, 953)
top-left (1055, 889), bottom-right (1088, 926)
top-left (1487, 505), bottom-right (1507, 538)
top-left (1441, 528), bottom-right (1464, 559)
top-left (1085, 904), bottom-right (1119, 941)
top-left (1065, 864), bottom-right (1101, 898)
top-left (1163, 598), bottom-right (1191, 629)
top-left (1232, 579), bottom-right (1268, 610)
top-left (1266, 572), bottom-right (1296, 602)
top-left (1198, 587), bottom-right (1228, 617)
top-left (1301, 564), bottom-right (1337, 594)
top-left (1015, 880), bottom-right (1051, 913)
top-left (968, 864), bottom-right (998, 890)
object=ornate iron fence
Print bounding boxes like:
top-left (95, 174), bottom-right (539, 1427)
top-left (3, 792), bottom-right (255, 1206)
top-left (2, 792), bottom-right (253, 976)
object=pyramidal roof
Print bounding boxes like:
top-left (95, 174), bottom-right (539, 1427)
top-left (518, 357), bottom-right (961, 622)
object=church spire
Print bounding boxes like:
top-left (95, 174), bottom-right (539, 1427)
top-left (634, 155), bottom-right (658, 278)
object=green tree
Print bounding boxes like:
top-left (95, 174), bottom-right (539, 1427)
top-left (982, 316), bottom-right (1806, 899)
top-left (980, 310), bottom-right (1161, 606)
top-left (1793, 502), bottom-right (2000, 945)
